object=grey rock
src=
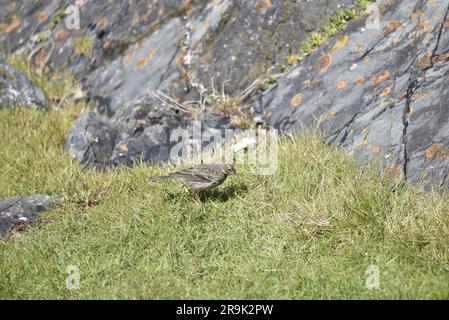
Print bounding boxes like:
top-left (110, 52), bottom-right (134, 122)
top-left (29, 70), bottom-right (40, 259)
top-left (4, 0), bottom-right (449, 189)
top-left (67, 94), bottom-right (234, 168)
top-left (60, 0), bottom-right (353, 168)
top-left (1, 0), bottom-right (354, 113)
top-left (0, 58), bottom-right (46, 108)
top-left (0, 194), bottom-right (57, 237)
top-left (254, 0), bottom-right (449, 189)
top-left (65, 111), bottom-right (118, 169)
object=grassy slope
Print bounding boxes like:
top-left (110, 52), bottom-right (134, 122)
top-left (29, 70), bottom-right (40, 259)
top-left (0, 105), bottom-right (448, 299)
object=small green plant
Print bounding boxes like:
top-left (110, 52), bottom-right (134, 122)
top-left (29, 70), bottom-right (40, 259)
top-left (34, 30), bottom-right (52, 43)
top-left (355, 0), bottom-right (377, 10)
top-left (72, 36), bottom-right (93, 57)
top-left (48, 9), bottom-right (67, 31)
top-left (260, 75), bottom-right (278, 91)
top-left (272, 0), bottom-right (377, 82)
top-left (5, 54), bottom-right (77, 103)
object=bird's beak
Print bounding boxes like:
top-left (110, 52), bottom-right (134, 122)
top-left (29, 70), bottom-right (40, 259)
top-left (231, 167), bottom-right (237, 175)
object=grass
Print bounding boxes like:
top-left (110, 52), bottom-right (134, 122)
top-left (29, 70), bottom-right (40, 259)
top-left (5, 55), bottom-right (76, 102)
top-left (0, 105), bottom-right (448, 299)
top-left (72, 36), bottom-right (93, 57)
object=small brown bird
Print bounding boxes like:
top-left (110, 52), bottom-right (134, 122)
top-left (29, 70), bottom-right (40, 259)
top-left (149, 163), bottom-right (236, 191)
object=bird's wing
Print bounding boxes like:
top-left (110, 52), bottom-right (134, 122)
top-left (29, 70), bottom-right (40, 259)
top-left (169, 168), bottom-right (215, 183)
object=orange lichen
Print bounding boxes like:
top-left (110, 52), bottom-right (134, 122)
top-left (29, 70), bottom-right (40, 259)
top-left (417, 52), bottom-right (432, 69)
top-left (56, 28), bottom-right (68, 40)
top-left (410, 11), bottom-right (424, 19)
top-left (314, 53), bottom-right (333, 73)
top-left (355, 76), bottom-right (365, 85)
top-left (137, 57), bottom-right (148, 68)
top-left (5, 16), bottom-right (21, 33)
top-left (432, 53), bottom-right (449, 66)
top-left (358, 140), bottom-right (369, 148)
top-left (146, 48), bottom-right (157, 60)
top-left (332, 35), bottom-right (349, 52)
top-left (321, 112), bottom-right (336, 121)
top-left (384, 20), bottom-right (403, 34)
top-left (355, 44), bottom-right (364, 53)
top-left (424, 25), bottom-right (435, 33)
top-left (290, 93), bottom-right (304, 107)
top-left (97, 17), bottom-right (108, 29)
top-left (255, 0), bottom-right (272, 11)
top-left (381, 87), bottom-right (391, 96)
top-left (417, 20), bottom-right (430, 30)
top-left (411, 91), bottom-right (428, 101)
top-left (35, 11), bottom-right (48, 23)
top-left (316, 91), bottom-right (325, 100)
top-left (425, 144), bottom-right (449, 161)
top-left (371, 71), bottom-right (391, 85)
top-left (336, 80), bottom-right (346, 89)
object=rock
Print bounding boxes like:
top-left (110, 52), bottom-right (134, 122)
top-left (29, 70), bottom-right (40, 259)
top-left (65, 111), bottom-right (118, 169)
top-left (254, 0), bottom-right (449, 189)
top-left (1, 0), bottom-right (353, 113)
top-left (67, 94), bottom-right (234, 168)
top-left (0, 58), bottom-right (46, 108)
top-left (0, 194), bottom-right (57, 237)
top-left (83, 0), bottom-right (353, 115)
top-left (55, 0), bottom-right (353, 169)
top-left (3, 0), bottom-right (449, 189)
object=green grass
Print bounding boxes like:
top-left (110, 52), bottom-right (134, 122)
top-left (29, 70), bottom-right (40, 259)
top-left (0, 105), bottom-right (448, 299)
top-left (5, 55), bottom-right (76, 102)
top-left (72, 36), bottom-right (93, 57)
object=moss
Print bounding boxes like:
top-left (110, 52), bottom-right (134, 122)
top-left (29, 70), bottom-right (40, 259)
top-left (5, 54), bottom-right (76, 103)
top-left (72, 36), bottom-right (93, 57)
top-left (260, 75), bottom-right (278, 91)
top-left (260, 0), bottom-right (377, 93)
top-left (48, 9), bottom-right (67, 31)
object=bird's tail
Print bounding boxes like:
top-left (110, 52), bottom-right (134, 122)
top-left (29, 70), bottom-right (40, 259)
top-left (149, 175), bottom-right (171, 182)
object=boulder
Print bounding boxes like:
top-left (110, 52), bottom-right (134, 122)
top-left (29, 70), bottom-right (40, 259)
top-left (0, 194), bottom-right (57, 237)
top-left (253, 0), bottom-right (449, 189)
top-left (0, 58), bottom-right (46, 108)
top-left (1, 0), bottom-right (354, 114)
top-left (66, 94), bottom-right (235, 168)
top-left (65, 111), bottom-right (118, 169)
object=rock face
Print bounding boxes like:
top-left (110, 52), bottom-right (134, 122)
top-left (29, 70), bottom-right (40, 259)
top-left (2, 0), bottom-right (449, 189)
top-left (1, 0), bottom-right (353, 113)
top-left (65, 94), bottom-right (235, 167)
top-left (65, 111), bottom-right (118, 168)
top-left (254, 0), bottom-right (449, 189)
top-left (1, 0), bottom-right (353, 168)
top-left (0, 58), bottom-right (46, 108)
top-left (0, 194), bottom-right (57, 236)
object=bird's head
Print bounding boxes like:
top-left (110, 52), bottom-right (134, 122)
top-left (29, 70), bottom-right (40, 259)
top-left (223, 164), bottom-right (237, 176)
